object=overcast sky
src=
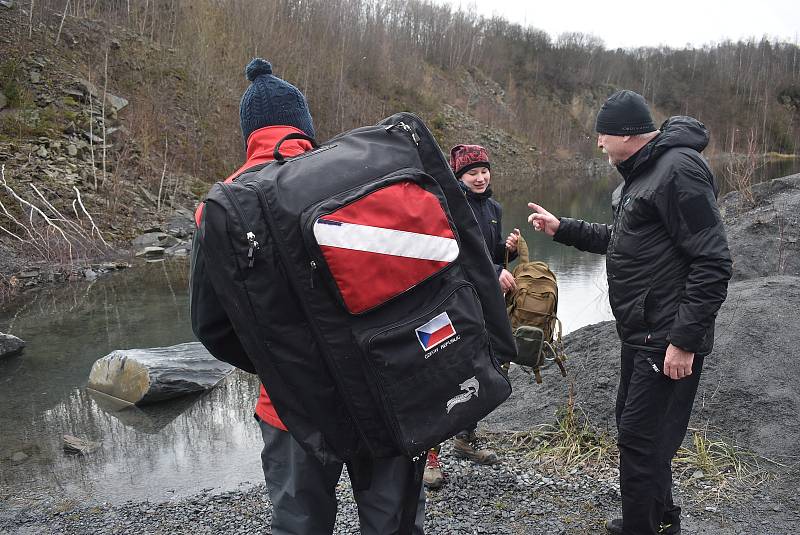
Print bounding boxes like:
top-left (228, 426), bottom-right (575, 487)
top-left (439, 0), bottom-right (800, 49)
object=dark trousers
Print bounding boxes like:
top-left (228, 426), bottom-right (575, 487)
top-left (259, 420), bottom-right (425, 535)
top-left (616, 346), bottom-right (703, 535)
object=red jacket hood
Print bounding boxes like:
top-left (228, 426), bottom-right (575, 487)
top-left (195, 126), bottom-right (314, 227)
top-left (225, 125), bottom-right (314, 181)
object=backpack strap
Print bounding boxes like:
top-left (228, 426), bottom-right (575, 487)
top-left (273, 132), bottom-right (318, 162)
top-left (533, 367), bottom-right (543, 384)
top-left (542, 318), bottom-right (568, 378)
top-left (516, 234), bottom-right (530, 263)
top-left (397, 454), bottom-right (426, 535)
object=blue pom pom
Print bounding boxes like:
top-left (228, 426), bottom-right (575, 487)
top-left (245, 58), bottom-right (272, 81)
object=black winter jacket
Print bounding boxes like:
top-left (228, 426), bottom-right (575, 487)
top-left (461, 184), bottom-right (517, 277)
top-left (553, 116), bottom-right (732, 355)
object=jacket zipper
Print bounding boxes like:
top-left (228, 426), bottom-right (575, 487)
top-left (219, 183), bottom-right (260, 268)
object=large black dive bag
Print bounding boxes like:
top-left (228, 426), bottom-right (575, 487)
top-left (191, 113), bottom-right (515, 463)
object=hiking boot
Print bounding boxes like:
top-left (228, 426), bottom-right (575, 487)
top-left (423, 450), bottom-right (444, 489)
top-left (605, 518), bottom-right (681, 534)
top-left (452, 432), bottom-right (498, 465)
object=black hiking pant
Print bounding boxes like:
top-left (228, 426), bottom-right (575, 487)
top-left (616, 346), bottom-right (704, 535)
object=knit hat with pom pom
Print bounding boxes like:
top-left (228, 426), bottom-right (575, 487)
top-left (239, 58), bottom-right (315, 148)
top-left (449, 144), bottom-right (490, 178)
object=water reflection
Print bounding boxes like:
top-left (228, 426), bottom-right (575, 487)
top-left (715, 156), bottom-right (800, 195)
top-left (494, 168), bottom-right (618, 334)
top-left (0, 261), bottom-right (263, 504)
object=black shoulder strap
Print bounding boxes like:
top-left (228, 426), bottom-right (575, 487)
top-left (397, 456), bottom-right (426, 535)
top-left (273, 132), bottom-right (318, 162)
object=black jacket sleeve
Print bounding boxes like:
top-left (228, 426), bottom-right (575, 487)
top-left (189, 230), bottom-right (257, 373)
top-left (553, 217), bottom-right (612, 254)
top-left (656, 156), bottom-right (732, 353)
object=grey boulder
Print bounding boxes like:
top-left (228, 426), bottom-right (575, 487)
top-left (87, 342), bottom-right (233, 405)
top-left (0, 333), bottom-right (25, 359)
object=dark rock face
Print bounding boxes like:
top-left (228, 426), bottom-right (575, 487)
top-left (697, 275), bottom-right (800, 460)
top-left (0, 333), bottom-right (25, 359)
top-left (720, 173), bottom-right (800, 281)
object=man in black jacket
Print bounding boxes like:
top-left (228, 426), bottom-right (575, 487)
top-left (527, 90), bottom-right (732, 535)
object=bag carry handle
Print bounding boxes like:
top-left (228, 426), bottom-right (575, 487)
top-left (273, 132), bottom-right (319, 162)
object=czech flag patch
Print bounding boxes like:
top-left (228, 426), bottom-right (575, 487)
top-left (415, 312), bottom-right (457, 351)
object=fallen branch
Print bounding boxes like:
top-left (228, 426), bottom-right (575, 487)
top-left (30, 183), bottom-right (90, 239)
top-left (0, 224), bottom-right (25, 242)
top-left (1, 164), bottom-right (111, 264)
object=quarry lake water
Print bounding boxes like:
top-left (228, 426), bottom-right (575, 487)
top-left (0, 156), bottom-right (797, 504)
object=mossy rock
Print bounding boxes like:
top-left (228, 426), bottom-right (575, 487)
top-left (61, 96), bottom-right (80, 108)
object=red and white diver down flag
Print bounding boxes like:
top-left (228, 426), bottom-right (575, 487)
top-left (313, 180), bottom-right (459, 314)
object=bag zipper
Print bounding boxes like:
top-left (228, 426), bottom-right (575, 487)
top-left (362, 281), bottom-right (474, 454)
top-left (365, 281), bottom-right (474, 350)
top-left (367, 280), bottom-right (496, 376)
top-left (219, 183), bottom-right (260, 268)
top-left (249, 181), bottom-right (373, 454)
top-left (385, 121), bottom-right (420, 145)
top-left (352, 334), bottom-right (406, 452)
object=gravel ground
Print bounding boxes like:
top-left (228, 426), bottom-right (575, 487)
top-left (2, 433), bottom-right (798, 534)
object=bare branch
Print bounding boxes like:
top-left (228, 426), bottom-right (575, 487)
top-left (2, 164), bottom-right (73, 262)
top-left (73, 186), bottom-right (110, 248)
top-left (101, 47), bottom-right (108, 189)
top-left (157, 135), bottom-right (168, 212)
top-left (88, 72), bottom-right (98, 190)
top-left (30, 183), bottom-right (82, 234)
top-left (0, 224), bottom-right (25, 242)
top-left (28, 0), bottom-right (34, 40)
top-left (55, 0), bottom-right (70, 45)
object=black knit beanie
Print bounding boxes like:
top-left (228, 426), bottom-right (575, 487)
top-left (239, 58), bottom-right (315, 149)
top-left (594, 90), bottom-right (656, 136)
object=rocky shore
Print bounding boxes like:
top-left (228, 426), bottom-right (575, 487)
top-left (2, 176), bottom-right (800, 534)
top-left (3, 176), bottom-right (799, 534)
top-left (2, 433), bottom-right (797, 534)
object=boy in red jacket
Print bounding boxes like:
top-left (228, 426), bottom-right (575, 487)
top-left (192, 58), bottom-right (425, 535)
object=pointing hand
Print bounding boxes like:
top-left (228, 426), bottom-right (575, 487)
top-left (527, 203), bottom-right (560, 237)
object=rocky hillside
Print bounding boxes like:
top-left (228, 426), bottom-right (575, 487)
top-left (0, 2), bottom-right (550, 303)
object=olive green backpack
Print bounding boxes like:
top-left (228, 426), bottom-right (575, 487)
top-left (505, 234), bottom-right (567, 383)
